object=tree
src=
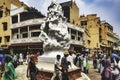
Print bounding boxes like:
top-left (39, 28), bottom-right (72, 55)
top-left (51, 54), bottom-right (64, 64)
top-left (113, 40), bottom-right (120, 48)
top-left (27, 7), bottom-right (45, 18)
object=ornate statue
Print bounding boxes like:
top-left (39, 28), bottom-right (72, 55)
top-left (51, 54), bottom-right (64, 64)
top-left (39, 0), bottom-right (70, 51)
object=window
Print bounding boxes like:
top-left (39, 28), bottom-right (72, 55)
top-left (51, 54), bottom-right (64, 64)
top-left (22, 33), bottom-right (28, 38)
top-left (31, 32), bottom-right (40, 37)
top-left (71, 29), bottom-right (76, 34)
top-left (78, 37), bottom-right (80, 41)
top-left (71, 35), bottom-right (75, 40)
top-left (99, 35), bottom-right (102, 42)
top-left (5, 36), bottom-right (10, 42)
top-left (71, 29), bottom-right (76, 40)
top-left (17, 34), bottom-right (19, 39)
top-left (13, 34), bottom-right (19, 39)
top-left (12, 29), bottom-right (19, 39)
top-left (12, 15), bottom-right (18, 23)
top-left (0, 10), bottom-right (3, 18)
top-left (20, 27), bottom-right (28, 38)
top-left (81, 21), bottom-right (87, 26)
top-left (2, 22), bottom-right (7, 31)
top-left (0, 37), bottom-right (2, 43)
top-left (78, 32), bottom-right (82, 37)
top-left (29, 25), bottom-right (40, 30)
top-left (88, 40), bottom-right (90, 44)
top-left (68, 28), bottom-right (70, 33)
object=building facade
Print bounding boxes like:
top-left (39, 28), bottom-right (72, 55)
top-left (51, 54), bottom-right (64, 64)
top-left (79, 14), bottom-right (101, 51)
top-left (0, 0), bottom-right (27, 52)
top-left (61, 0), bottom-right (119, 54)
top-left (1, 0), bottom-right (119, 55)
top-left (10, 4), bottom-right (84, 54)
top-left (101, 21), bottom-right (119, 54)
top-left (60, 1), bottom-right (102, 52)
top-left (112, 33), bottom-right (120, 51)
top-left (60, 0), bottom-right (80, 25)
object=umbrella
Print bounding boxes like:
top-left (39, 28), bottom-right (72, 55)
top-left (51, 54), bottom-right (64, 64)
top-left (111, 53), bottom-right (120, 59)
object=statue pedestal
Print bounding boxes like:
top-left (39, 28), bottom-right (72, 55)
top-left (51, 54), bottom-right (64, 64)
top-left (37, 50), bottom-right (81, 80)
top-left (38, 50), bottom-right (64, 63)
top-left (36, 62), bottom-right (81, 80)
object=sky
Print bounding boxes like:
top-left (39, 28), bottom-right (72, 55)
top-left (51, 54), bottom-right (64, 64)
top-left (19, 0), bottom-right (120, 36)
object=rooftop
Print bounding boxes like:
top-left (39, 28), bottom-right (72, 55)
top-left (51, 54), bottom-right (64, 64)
top-left (60, 1), bottom-right (72, 7)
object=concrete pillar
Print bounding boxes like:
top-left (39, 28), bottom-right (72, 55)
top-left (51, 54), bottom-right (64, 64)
top-left (18, 28), bottom-right (20, 38)
top-left (69, 28), bottom-right (71, 39)
top-left (18, 13), bottom-right (20, 23)
top-left (76, 31), bottom-right (78, 41)
top-left (28, 26), bottom-right (29, 38)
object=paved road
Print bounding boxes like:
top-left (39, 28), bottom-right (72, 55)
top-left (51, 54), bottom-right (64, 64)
top-left (15, 61), bottom-right (101, 80)
top-left (87, 60), bottom-right (101, 80)
top-left (15, 64), bottom-right (28, 80)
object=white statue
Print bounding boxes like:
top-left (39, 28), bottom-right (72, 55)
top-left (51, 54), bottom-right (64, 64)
top-left (39, 0), bottom-right (70, 51)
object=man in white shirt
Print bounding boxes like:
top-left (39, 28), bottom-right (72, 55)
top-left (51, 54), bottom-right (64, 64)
top-left (51, 55), bottom-right (62, 80)
top-left (19, 53), bottom-right (23, 65)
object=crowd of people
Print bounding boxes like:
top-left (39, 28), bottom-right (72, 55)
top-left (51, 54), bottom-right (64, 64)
top-left (0, 52), bottom-right (40, 80)
top-left (93, 51), bottom-right (120, 80)
top-left (51, 50), bottom-right (120, 80)
top-left (0, 50), bottom-right (120, 80)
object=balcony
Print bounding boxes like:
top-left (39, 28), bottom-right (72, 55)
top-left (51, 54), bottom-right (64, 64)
top-left (70, 40), bottom-right (83, 46)
top-left (11, 18), bottom-right (44, 29)
top-left (11, 37), bottom-right (42, 44)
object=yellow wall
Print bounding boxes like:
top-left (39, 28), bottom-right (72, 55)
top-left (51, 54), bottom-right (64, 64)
top-left (70, 2), bottom-right (79, 25)
top-left (79, 14), bottom-right (101, 49)
top-left (101, 23), bottom-right (107, 46)
top-left (0, 16), bottom-right (11, 45)
top-left (100, 22), bottom-right (116, 54)
top-left (0, 0), bottom-right (11, 47)
top-left (0, 0), bottom-right (27, 48)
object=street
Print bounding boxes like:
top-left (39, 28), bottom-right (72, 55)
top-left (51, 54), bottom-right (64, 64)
top-left (14, 60), bottom-right (102, 80)
top-left (87, 60), bottom-right (101, 80)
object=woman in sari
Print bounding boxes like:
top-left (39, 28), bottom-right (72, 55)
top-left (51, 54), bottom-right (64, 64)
top-left (2, 54), bottom-right (17, 80)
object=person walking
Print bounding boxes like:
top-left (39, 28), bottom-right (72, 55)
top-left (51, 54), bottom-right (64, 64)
top-left (0, 54), bottom-right (4, 71)
top-left (61, 50), bottom-right (70, 80)
top-left (27, 56), bottom-right (39, 80)
top-left (13, 53), bottom-right (17, 68)
top-left (51, 55), bottom-right (62, 80)
top-left (93, 51), bottom-right (98, 69)
top-left (19, 53), bottom-right (23, 65)
top-left (2, 54), bottom-right (17, 80)
top-left (101, 60), bottom-right (112, 80)
top-left (83, 54), bottom-right (87, 74)
top-left (26, 52), bottom-right (30, 65)
top-left (86, 54), bottom-right (89, 74)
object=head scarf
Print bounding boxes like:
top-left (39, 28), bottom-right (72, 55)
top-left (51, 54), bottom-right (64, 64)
top-left (4, 54), bottom-right (13, 62)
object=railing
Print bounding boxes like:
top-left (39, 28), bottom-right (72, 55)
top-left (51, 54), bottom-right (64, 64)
top-left (70, 40), bottom-right (83, 45)
top-left (11, 18), bottom-right (44, 29)
top-left (11, 37), bottom-right (42, 44)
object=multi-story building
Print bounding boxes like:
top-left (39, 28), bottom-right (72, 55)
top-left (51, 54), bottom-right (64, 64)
top-left (60, 0), bottom-right (85, 52)
top-left (101, 21), bottom-right (118, 54)
top-left (10, 4), bottom-right (84, 54)
top-left (10, 4), bottom-right (45, 54)
top-left (0, 0), bottom-right (27, 53)
top-left (60, 0), bottom-right (80, 25)
top-left (61, 0), bottom-right (120, 54)
top-left (79, 14), bottom-right (101, 51)
top-left (60, 1), bottom-right (102, 52)
top-left (112, 33), bottom-right (120, 51)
